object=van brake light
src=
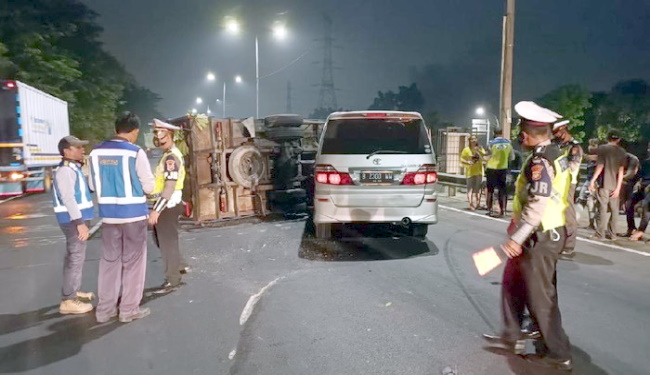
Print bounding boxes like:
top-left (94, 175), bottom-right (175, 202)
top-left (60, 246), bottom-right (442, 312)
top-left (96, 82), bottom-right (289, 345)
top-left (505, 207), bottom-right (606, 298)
top-left (315, 165), bottom-right (353, 185)
top-left (402, 164), bottom-right (437, 185)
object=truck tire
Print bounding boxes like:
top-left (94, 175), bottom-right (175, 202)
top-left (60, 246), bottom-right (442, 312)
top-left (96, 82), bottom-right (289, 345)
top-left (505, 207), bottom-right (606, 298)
top-left (264, 114), bottom-right (304, 128)
top-left (228, 145), bottom-right (266, 188)
top-left (315, 223), bottom-right (332, 239)
top-left (268, 188), bottom-right (307, 204)
top-left (265, 126), bottom-right (304, 141)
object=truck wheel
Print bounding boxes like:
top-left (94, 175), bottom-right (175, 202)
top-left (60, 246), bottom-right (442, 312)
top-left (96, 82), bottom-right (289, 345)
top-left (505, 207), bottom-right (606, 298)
top-left (265, 127), bottom-right (304, 141)
top-left (315, 223), bottom-right (332, 239)
top-left (228, 145), bottom-right (266, 188)
top-left (411, 224), bottom-right (428, 240)
top-left (264, 114), bottom-right (304, 128)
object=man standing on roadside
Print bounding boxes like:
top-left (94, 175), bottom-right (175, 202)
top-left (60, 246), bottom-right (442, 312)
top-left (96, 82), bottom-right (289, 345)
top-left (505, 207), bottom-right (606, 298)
top-left (484, 128), bottom-right (514, 217)
top-left (552, 120), bottom-right (583, 256)
top-left (149, 119), bottom-right (188, 294)
top-left (89, 112), bottom-right (155, 323)
top-left (589, 130), bottom-right (627, 240)
top-left (53, 136), bottom-right (95, 315)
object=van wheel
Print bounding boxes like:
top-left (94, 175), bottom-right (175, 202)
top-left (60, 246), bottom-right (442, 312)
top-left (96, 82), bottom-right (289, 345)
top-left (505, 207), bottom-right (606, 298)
top-left (315, 223), bottom-right (332, 239)
top-left (411, 224), bottom-right (428, 240)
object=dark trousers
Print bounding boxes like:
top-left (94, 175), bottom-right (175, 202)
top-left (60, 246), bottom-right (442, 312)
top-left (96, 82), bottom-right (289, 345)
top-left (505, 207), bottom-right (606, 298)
top-left (486, 169), bottom-right (508, 214)
top-left (97, 219), bottom-right (148, 319)
top-left (626, 190), bottom-right (645, 232)
top-left (564, 184), bottom-right (577, 251)
top-left (501, 227), bottom-right (572, 361)
top-left (153, 204), bottom-right (183, 286)
top-left (60, 221), bottom-right (89, 300)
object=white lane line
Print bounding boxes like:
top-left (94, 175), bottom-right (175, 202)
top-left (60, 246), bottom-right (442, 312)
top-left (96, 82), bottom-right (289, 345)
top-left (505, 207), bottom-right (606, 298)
top-left (88, 221), bottom-right (102, 237)
top-left (239, 276), bottom-right (285, 326)
top-left (0, 195), bottom-right (23, 205)
top-left (440, 204), bottom-right (650, 257)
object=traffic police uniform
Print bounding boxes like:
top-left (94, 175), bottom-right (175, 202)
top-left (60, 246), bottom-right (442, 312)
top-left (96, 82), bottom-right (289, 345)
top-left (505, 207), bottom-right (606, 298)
top-left (553, 120), bottom-right (583, 254)
top-left (493, 101), bottom-right (573, 368)
top-left (150, 119), bottom-right (186, 288)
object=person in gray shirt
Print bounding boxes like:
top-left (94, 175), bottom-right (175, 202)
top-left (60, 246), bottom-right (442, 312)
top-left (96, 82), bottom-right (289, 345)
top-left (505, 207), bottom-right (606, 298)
top-left (589, 130), bottom-right (627, 240)
top-left (52, 136), bottom-right (96, 314)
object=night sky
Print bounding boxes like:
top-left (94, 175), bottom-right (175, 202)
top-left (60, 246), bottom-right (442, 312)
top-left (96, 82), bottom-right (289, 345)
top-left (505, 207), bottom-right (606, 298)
top-left (81, 0), bottom-right (649, 124)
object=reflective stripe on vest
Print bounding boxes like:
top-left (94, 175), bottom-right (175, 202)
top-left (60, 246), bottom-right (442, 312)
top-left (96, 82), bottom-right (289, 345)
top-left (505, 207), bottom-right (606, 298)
top-left (513, 153), bottom-right (571, 231)
top-left (153, 147), bottom-right (185, 195)
top-left (52, 162), bottom-right (94, 224)
top-left (89, 140), bottom-right (148, 219)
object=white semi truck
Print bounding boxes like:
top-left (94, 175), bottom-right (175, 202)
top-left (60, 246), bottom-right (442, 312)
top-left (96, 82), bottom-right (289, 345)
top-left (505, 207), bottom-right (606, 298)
top-left (0, 80), bottom-right (70, 196)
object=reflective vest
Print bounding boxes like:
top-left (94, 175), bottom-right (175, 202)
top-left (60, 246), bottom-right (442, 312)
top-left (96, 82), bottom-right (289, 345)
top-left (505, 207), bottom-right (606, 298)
top-left (52, 161), bottom-right (94, 224)
top-left (153, 146), bottom-right (185, 195)
top-left (559, 141), bottom-right (581, 185)
top-left (513, 145), bottom-right (571, 231)
top-left (487, 138), bottom-right (513, 170)
top-left (89, 139), bottom-right (148, 220)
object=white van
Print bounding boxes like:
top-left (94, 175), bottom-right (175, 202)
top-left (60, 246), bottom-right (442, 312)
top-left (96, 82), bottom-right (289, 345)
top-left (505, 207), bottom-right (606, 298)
top-left (313, 111), bottom-right (438, 239)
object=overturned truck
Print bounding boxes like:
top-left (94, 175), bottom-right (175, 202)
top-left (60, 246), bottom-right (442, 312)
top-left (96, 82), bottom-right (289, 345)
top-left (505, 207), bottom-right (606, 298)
top-left (169, 114), bottom-right (322, 223)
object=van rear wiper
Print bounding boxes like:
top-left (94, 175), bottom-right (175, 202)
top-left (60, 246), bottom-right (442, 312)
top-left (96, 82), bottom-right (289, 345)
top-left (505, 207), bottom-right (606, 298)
top-left (366, 150), bottom-right (407, 159)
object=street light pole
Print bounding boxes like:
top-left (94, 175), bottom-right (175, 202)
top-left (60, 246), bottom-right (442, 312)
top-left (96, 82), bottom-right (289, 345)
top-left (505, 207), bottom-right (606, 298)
top-left (223, 82), bottom-right (227, 118)
top-left (499, 0), bottom-right (515, 139)
top-left (255, 36), bottom-right (259, 119)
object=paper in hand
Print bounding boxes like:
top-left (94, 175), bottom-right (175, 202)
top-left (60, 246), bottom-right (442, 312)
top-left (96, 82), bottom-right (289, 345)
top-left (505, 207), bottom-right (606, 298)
top-left (472, 246), bottom-right (503, 276)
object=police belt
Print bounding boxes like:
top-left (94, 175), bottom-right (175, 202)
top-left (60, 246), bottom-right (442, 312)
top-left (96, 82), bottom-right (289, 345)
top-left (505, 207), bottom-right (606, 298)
top-left (530, 226), bottom-right (565, 244)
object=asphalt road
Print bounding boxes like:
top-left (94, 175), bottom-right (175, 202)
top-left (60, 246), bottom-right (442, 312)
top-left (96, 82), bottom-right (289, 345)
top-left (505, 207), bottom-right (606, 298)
top-left (0, 192), bottom-right (649, 374)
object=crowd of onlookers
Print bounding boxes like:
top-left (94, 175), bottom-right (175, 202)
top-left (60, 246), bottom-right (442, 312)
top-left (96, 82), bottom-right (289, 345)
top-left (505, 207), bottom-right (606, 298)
top-left (460, 128), bottom-right (650, 242)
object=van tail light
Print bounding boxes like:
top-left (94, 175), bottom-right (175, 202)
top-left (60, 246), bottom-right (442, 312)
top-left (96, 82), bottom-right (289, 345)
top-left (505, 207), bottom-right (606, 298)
top-left (315, 164), bottom-right (353, 185)
top-left (402, 164), bottom-right (437, 185)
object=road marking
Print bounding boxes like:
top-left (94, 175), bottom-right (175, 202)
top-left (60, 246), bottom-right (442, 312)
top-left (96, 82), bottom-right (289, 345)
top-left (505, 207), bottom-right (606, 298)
top-left (240, 276), bottom-right (285, 326)
top-left (0, 195), bottom-right (23, 205)
top-left (440, 204), bottom-right (650, 257)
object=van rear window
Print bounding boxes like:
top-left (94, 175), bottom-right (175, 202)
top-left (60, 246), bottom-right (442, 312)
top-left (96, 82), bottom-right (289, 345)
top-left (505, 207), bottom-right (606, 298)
top-left (320, 119), bottom-right (431, 155)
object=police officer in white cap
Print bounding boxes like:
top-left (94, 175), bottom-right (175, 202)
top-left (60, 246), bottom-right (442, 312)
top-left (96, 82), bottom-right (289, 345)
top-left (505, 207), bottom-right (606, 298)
top-left (149, 119), bottom-right (188, 294)
top-left (553, 120), bottom-right (583, 257)
top-left (483, 101), bottom-right (573, 371)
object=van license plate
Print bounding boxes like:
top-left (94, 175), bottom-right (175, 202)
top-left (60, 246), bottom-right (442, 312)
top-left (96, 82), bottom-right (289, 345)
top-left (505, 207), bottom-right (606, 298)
top-left (360, 171), bottom-right (393, 183)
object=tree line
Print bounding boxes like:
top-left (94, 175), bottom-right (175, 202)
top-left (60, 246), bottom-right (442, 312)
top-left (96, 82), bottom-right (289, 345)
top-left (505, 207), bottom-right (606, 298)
top-left (0, 0), bottom-right (161, 145)
top-left (362, 79), bottom-right (650, 150)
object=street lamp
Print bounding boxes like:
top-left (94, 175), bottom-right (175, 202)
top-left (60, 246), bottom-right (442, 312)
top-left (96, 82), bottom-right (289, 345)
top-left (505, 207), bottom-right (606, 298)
top-left (196, 97), bottom-right (203, 104)
top-left (206, 72), bottom-right (243, 118)
top-left (225, 17), bottom-right (288, 119)
top-left (475, 106), bottom-right (500, 143)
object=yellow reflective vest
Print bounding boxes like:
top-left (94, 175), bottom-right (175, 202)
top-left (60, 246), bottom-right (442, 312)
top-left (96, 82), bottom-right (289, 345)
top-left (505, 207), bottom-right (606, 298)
top-left (513, 145), bottom-right (571, 231)
top-left (153, 146), bottom-right (185, 195)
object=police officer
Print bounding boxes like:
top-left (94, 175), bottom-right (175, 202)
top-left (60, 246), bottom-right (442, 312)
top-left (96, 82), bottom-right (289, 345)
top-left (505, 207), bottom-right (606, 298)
top-left (552, 120), bottom-right (583, 256)
top-left (483, 101), bottom-right (572, 371)
top-left (53, 136), bottom-right (95, 314)
top-left (149, 119), bottom-right (187, 294)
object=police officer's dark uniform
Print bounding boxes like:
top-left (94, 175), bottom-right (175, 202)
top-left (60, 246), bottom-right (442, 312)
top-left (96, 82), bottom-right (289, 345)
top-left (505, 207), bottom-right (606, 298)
top-left (149, 119), bottom-right (186, 294)
top-left (553, 120), bottom-right (583, 255)
top-left (483, 101), bottom-right (573, 371)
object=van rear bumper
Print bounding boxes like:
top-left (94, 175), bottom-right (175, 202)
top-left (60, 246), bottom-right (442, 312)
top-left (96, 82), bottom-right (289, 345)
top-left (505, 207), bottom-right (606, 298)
top-left (313, 194), bottom-right (438, 225)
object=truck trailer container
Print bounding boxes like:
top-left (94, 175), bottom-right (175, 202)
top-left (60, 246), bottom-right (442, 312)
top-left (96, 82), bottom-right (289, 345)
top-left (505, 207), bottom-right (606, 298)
top-left (0, 80), bottom-right (69, 196)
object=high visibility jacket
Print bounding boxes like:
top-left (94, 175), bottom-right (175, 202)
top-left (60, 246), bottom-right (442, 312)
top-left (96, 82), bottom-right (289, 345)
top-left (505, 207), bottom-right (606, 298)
top-left (153, 146), bottom-right (185, 195)
top-left (486, 138), bottom-right (513, 170)
top-left (89, 139), bottom-right (148, 220)
top-left (52, 160), bottom-right (94, 224)
top-left (513, 146), bottom-right (571, 231)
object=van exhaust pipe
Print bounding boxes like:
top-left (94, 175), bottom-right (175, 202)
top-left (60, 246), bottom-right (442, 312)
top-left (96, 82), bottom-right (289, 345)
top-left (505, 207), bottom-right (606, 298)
top-left (401, 217), bottom-right (412, 227)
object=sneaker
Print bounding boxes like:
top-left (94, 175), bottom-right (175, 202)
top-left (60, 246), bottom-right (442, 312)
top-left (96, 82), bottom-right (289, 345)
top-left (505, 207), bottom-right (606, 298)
top-left (179, 266), bottom-right (192, 274)
top-left (119, 307), bottom-right (151, 323)
top-left (76, 291), bottom-right (95, 301)
top-left (482, 334), bottom-right (526, 354)
top-left (60, 298), bottom-right (93, 315)
top-left (151, 281), bottom-right (179, 295)
top-left (96, 311), bottom-right (118, 323)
